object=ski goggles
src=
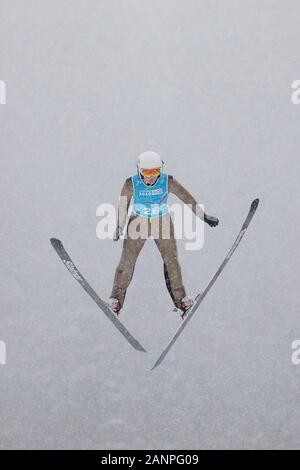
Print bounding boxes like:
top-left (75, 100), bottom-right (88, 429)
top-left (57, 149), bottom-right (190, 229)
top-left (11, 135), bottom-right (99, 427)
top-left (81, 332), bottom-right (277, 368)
top-left (140, 168), bottom-right (161, 178)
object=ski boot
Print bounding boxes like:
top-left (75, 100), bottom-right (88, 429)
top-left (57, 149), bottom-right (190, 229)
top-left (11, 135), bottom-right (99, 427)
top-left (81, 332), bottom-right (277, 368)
top-left (180, 297), bottom-right (194, 319)
top-left (173, 297), bottom-right (194, 319)
top-left (108, 297), bottom-right (122, 315)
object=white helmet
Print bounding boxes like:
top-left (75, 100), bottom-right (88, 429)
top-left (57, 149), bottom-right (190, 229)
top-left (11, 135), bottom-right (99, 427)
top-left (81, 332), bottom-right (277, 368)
top-left (137, 151), bottom-right (163, 170)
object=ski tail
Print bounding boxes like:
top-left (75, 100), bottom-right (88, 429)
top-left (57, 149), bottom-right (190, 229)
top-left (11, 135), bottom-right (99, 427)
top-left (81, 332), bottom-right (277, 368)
top-left (50, 238), bottom-right (147, 353)
top-left (151, 198), bottom-right (260, 370)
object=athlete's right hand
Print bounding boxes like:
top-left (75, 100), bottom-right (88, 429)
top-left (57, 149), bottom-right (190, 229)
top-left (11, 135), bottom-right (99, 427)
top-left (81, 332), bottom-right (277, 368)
top-left (113, 227), bottom-right (120, 241)
top-left (113, 226), bottom-right (123, 241)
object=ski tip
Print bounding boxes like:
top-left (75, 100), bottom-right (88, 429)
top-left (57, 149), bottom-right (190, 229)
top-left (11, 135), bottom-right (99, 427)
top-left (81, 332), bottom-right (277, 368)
top-left (50, 238), bottom-right (62, 248)
top-left (251, 198), bottom-right (260, 210)
top-left (151, 357), bottom-right (162, 370)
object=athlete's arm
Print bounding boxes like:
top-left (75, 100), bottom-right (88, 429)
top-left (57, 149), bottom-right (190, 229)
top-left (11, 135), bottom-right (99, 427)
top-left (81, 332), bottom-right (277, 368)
top-left (114, 178), bottom-right (133, 241)
top-left (168, 175), bottom-right (219, 227)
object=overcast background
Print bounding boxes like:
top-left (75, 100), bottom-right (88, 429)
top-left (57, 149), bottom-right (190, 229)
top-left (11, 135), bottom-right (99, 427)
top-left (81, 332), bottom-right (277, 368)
top-left (1, 0), bottom-right (300, 449)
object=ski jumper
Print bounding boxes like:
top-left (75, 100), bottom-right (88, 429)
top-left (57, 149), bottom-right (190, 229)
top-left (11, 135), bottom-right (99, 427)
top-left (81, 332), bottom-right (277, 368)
top-left (110, 174), bottom-right (205, 308)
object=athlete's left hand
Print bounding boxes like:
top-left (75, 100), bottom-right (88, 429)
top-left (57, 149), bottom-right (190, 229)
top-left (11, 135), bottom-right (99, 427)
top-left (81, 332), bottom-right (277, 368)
top-left (204, 214), bottom-right (219, 227)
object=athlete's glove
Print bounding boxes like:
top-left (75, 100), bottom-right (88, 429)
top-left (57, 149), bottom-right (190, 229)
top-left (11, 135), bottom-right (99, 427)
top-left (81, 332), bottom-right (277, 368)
top-left (204, 214), bottom-right (219, 227)
top-left (113, 226), bottom-right (124, 241)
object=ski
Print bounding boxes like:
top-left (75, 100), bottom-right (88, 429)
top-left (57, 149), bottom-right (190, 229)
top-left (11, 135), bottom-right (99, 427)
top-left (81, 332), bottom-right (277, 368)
top-left (152, 198), bottom-right (260, 370)
top-left (50, 238), bottom-right (147, 353)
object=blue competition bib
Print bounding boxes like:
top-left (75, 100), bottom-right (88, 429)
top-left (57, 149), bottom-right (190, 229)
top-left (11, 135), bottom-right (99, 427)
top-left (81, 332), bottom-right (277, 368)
top-left (132, 173), bottom-right (169, 218)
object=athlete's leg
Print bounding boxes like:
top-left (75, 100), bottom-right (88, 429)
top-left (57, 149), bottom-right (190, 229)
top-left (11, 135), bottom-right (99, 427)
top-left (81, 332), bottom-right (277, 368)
top-left (110, 216), bottom-right (147, 307)
top-left (153, 215), bottom-right (186, 307)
